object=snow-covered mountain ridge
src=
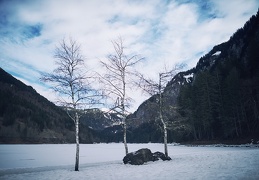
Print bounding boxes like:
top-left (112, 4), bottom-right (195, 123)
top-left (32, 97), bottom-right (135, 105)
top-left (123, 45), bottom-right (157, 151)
top-left (80, 108), bottom-right (122, 131)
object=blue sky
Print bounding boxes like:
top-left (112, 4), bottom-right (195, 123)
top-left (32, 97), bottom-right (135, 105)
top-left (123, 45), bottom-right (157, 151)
top-left (0, 0), bottom-right (258, 111)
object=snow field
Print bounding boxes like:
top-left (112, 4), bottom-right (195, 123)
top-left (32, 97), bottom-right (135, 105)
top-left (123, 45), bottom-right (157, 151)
top-left (0, 143), bottom-right (259, 180)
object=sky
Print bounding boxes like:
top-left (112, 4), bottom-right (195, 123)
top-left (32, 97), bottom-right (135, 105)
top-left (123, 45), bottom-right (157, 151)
top-left (0, 0), bottom-right (259, 112)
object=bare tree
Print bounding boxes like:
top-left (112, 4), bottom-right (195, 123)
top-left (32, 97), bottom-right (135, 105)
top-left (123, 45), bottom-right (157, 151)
top-left (98, 37), bottom-right (143, 155)
top-left (41, 38), bottom-right (102, 171)
top-left (136, 64), bottom-right (184, 157)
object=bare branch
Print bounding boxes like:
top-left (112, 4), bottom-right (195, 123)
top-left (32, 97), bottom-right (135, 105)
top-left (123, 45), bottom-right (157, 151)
top-left (40, 37), bottom-right (103, 113)
top-left (98, 36), bottom-right (144, 155)
top-left (40, 37), bottom-right (104, 171)
top-left (100, 38), bottom-right (144, 110)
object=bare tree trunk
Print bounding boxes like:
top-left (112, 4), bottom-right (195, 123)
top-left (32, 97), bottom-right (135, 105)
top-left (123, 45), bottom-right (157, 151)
top-left (41, 38), bottom-right (102, 172)
top-left (159, 105), bottom-right (168, 157)
top-left (99, 37), bottom-right (144, 155)
top-left (75, 112), bottom-right (80, 171)
top-left (161, 116), bottom-right (168, 157)
top-left (122, 69), bottom-right (129, 155)
top-left (136, 65), bottom-right (183, 158)
top-left (159, 73), bottom-right (168, 157)
top-left (123, 119), bottom-right (128, 154)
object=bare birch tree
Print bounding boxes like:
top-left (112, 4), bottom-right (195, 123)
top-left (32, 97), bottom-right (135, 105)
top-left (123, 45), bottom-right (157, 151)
top-left (41, 38), bottom-right (102, 171)
top-left (136, 64), bottom-right (184, 158)
top-left (98, 37), bottom-right (143, 155)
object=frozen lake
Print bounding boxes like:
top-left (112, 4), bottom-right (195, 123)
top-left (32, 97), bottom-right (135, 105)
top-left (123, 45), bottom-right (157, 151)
top-left (0, 143), bottom-right (259, 180)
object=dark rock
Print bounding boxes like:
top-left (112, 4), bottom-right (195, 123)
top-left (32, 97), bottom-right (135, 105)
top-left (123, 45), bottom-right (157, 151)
top-left (123, 148), bottom-right (171, 165)
top-left (123, 148), bottom-right (154, 165)
top-left (153, 151), bottom-right (172, 161)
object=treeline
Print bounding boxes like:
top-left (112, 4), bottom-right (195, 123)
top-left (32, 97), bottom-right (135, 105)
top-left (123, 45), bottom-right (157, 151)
top-left (98, 123), bottom-right (164, 143)
top-left (0, 80), bottom-right (73, 130)
top-left (178, 59), bottom-right (259, 141)
top-left (177, 10), bottom-right (259, 142)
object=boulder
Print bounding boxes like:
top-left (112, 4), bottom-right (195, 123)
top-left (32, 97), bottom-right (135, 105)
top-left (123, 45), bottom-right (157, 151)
top-left (123, 148), bottom-right (171, 165)
top-left (123, 148), bottom-right (154, 165)
top-left (153, 151), bottom-right (172, 161)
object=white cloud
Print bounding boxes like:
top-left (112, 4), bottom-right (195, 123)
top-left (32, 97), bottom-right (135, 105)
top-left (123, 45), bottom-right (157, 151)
top-left (1, 0), bottom-right (258, 112)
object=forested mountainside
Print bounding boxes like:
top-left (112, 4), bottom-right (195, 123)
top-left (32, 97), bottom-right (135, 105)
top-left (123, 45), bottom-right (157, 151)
top-left (0, 68), bottom-right (96, 143)
top-left (177, 10), bottom-right (259, 142)
top-left (118, 9), bottom-right (259, 144)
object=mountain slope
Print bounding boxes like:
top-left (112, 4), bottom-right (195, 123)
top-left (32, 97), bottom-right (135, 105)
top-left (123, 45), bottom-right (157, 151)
top-left (0, 68), bottom-right (95, 143)
top-left (80, 108), bottom-right (122, 131)
top-left (128, 9), bottom-right (259, 143)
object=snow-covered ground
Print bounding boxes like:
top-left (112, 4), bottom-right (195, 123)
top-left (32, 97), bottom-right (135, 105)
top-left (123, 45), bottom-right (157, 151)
top-left (0, 143), bottom-right (259, 180)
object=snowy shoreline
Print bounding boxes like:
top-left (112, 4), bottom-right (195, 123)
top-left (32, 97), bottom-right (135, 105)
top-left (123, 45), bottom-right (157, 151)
top-left (1, 143), bottom-right (259, 180)
top-left (185, 143), bottom-right (259, 148)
